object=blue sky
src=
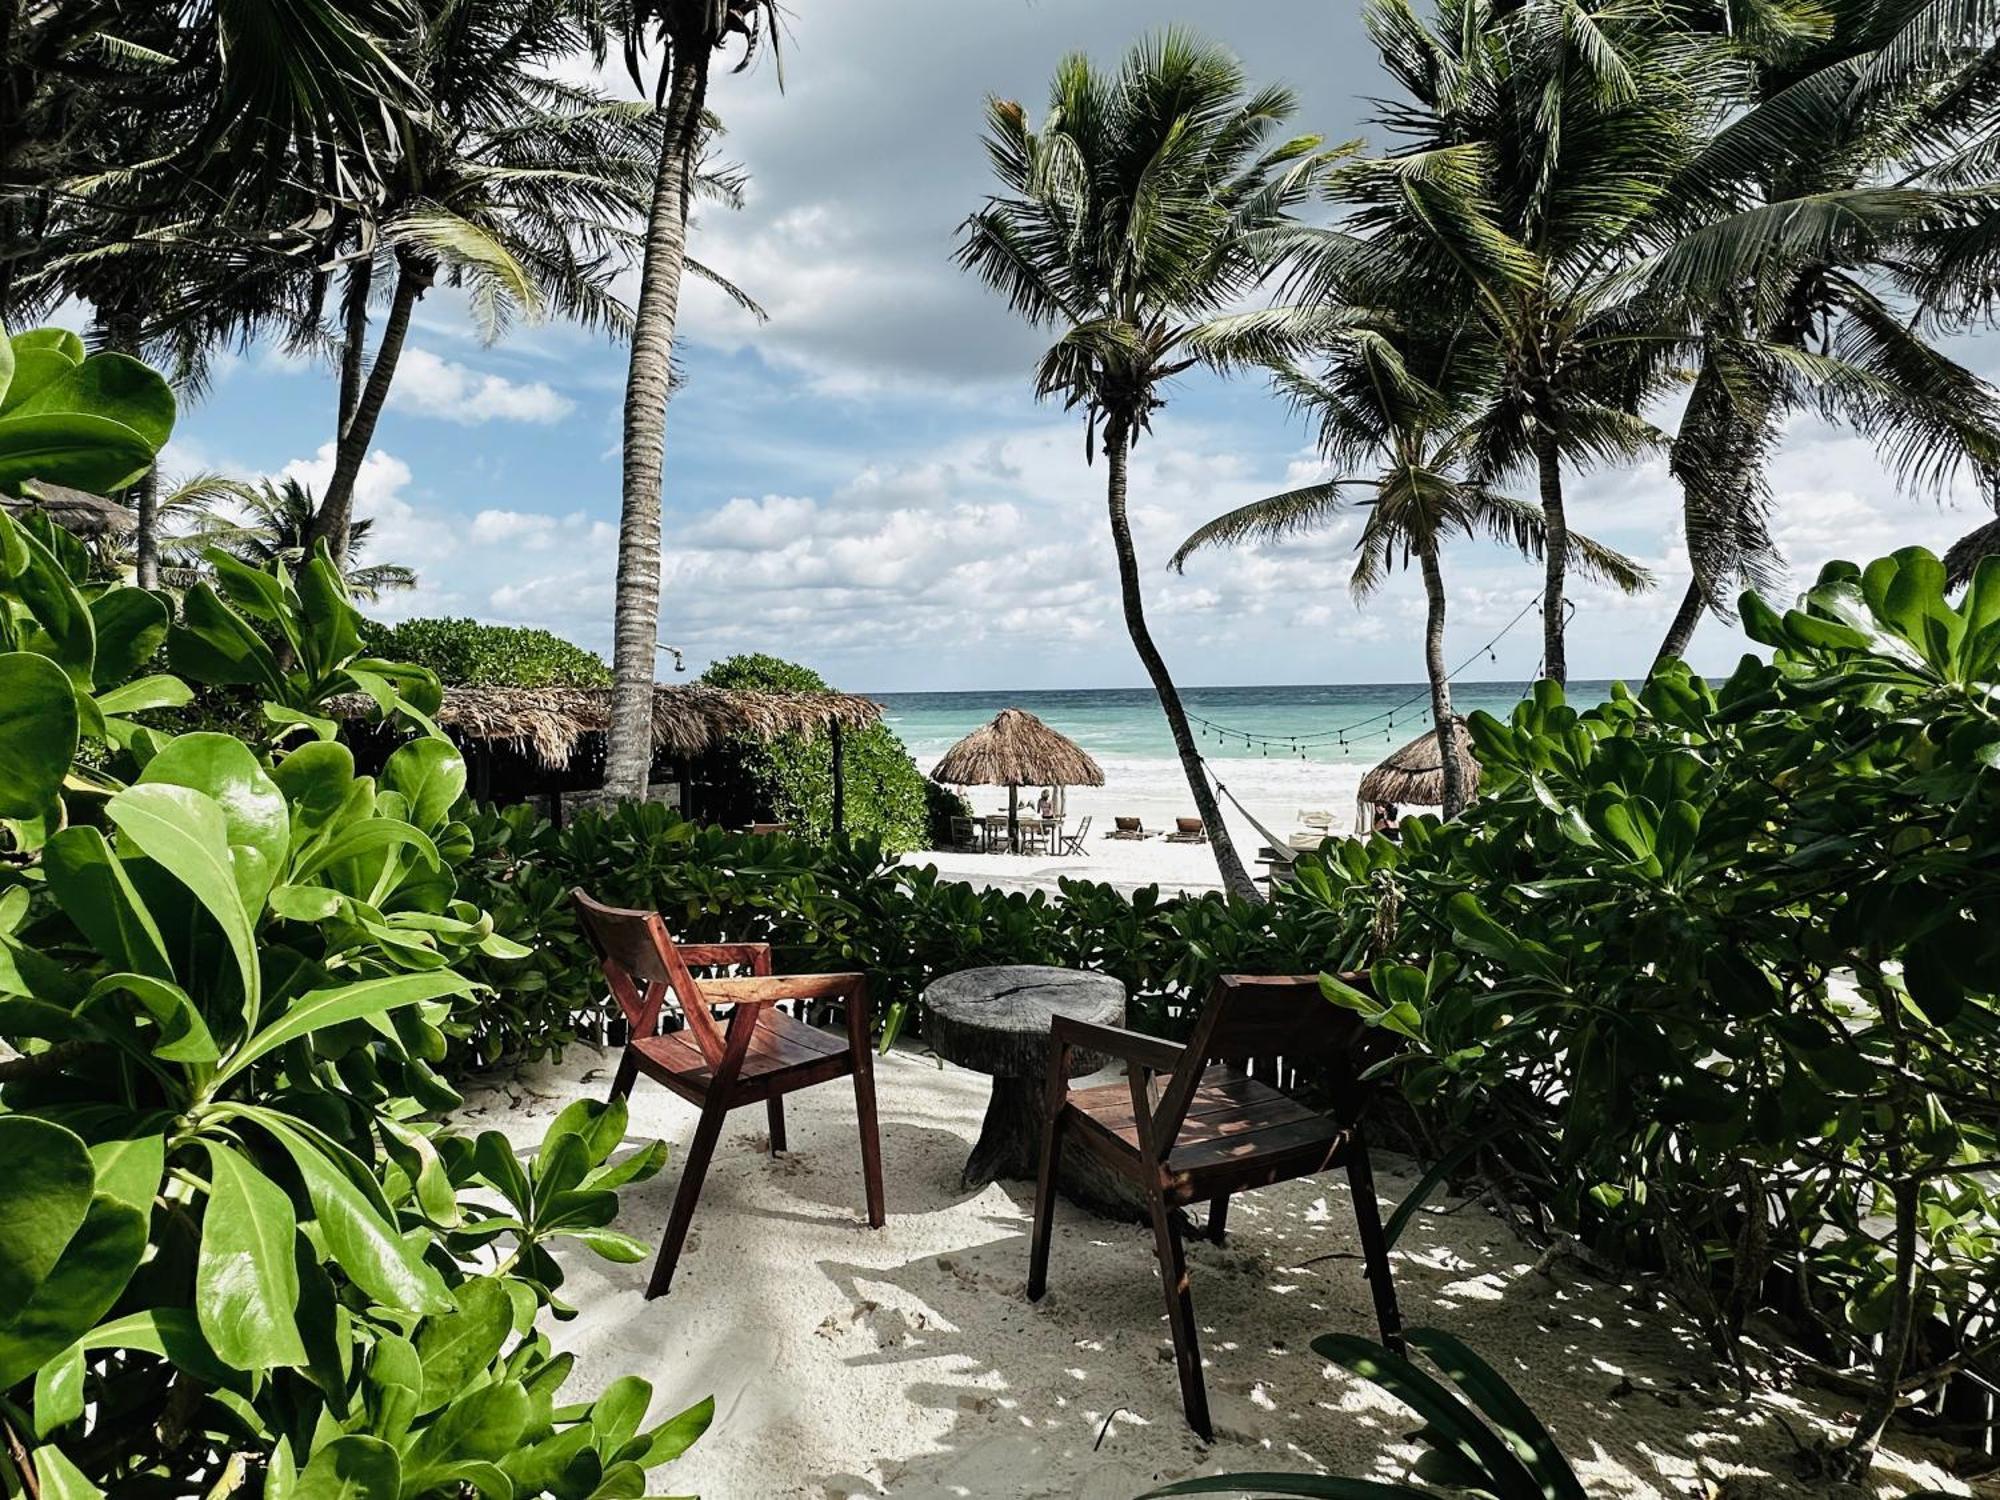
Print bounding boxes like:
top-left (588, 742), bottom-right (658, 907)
top-left (164, 0), bottom-right (1997, 694)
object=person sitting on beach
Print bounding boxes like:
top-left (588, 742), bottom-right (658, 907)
top-left (1036, 788), bottom-right (1056, 820)
top-left (1372, 801), bottom-right (1401, 839)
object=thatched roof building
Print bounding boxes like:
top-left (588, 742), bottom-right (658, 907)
top-left (329, 684), bottom-right (883, 769)
top-left (931, 708), bottom-right (1104, 789)
top-left (1357, 716), bottom-right (1479, 807)
top-left (2, 480), bottom-right (137, 536)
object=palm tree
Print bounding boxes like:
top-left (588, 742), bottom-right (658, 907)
top-left (601, 0), bottom-right (781, 802)
top-left (957, 30), bottom-right (1334, 901)
top-left (192, 477), bottom-right (418, 601)
top-left (1650, 0), bottom-right (2000, 664)
top-left (1173, 326), bottom-right (1647, 818)
top-left (307, 0), bottom-right (746, 565)
top-left (1246, 0), bottom-right (1952, 684)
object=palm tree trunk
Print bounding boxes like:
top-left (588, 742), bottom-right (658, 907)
top-left (604, 50), bottom-right (706, 801)
top-left (1533, 421), bottom-right (1568, 685)
top-left (1418, 542), bottom-right (1466, 819)
top-left (1654, 577), bottom-right (1706, 670)
top-left (314, 251), bottom-right (430, 568)
top-left (1103, 415), bottom-right (1260, 903)
top-left (132, 464), bottom-right (160, 590)
top-left (337, 255), bottom-right (375, 440)
top-left (96, 303), bottom-right (160, 589)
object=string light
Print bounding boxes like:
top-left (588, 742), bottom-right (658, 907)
top-left (1182, 593), bottom-right (1543, 754)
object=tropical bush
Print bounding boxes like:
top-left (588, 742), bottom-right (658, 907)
top-left (1320, 547), bottom-right (2000, 1474)
top-left (0, 498), bottom-right (709, 1492)
top-left (363, 617), bottom-right (613, 689)
top-left (697, 653), bottom-right (932, 852)
top-left (452, 798), bottom-right (1360, 1071)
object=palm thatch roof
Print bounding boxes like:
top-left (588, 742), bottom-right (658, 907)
top-left (931, 708), bottom-right (1104, 788)
top-left (1357, 716), bottom-right (1480, 807)
top-left (2, 480), bottom-right (136, 535)
top-left (1946, 516), bottom-right (2000, 589)
top-left (327, 685), bottom-right (882, 768)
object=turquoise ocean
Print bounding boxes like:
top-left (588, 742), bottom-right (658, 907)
top-left (876, 681), bottom-right (1612, 769)
top-left (875, 681), bottom-right (1614, 861)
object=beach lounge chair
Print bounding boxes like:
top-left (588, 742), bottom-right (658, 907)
top-left (1026, 975), bottom-right (1405, 1439)
top-left (1058, 815), bottom-right (1092, 854)
top-left (1104, 816), bottom-right (1149, 840)
top-left (571, 890), bottom-right (886, 1298)
top-left (1164, 816), bottom-right (1208, 845)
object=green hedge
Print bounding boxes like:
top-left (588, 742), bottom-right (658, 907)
top-left (698, 652), bottom-right (935, 852)
top-left (363, 615), bottom-right (612, 687)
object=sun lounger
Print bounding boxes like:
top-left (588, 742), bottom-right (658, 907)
top-left (1164, 816), bottom-right (1208, 845)
top-left (1104, 816), bottom-right (1151, 841)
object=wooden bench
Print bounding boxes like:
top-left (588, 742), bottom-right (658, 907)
top-left (572, 890), bottom-right (887, 1298)
top-left (1026, 974), bottom-right (1404, 1438)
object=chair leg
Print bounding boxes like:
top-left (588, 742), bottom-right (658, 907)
top-left (1207, 1193), bottom-right (1230, 1245)
top-left (1026, 1111), bottom-right (1066, 1301)
top-left (851, 1054), bottom-right (886, 1229)
top-left (766, 1096), bottom-right (787, 1155)
top-left (646, 1097), bottom-right (727, 1300)
top-left (609, 1048), bottom-right (639, 1104)
top-left (1147, 1186), bottom-right (1211, 1440)
top-left (1346, 1137), bottom-right (1406, 1354)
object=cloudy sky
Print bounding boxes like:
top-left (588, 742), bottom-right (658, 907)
top-left (167, 0), bottom-right (1996, 693)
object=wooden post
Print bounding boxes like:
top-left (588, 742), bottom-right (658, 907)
top-left (1008, 782), bottom-right (1020, 853)
top-left (830, 719), bottom-right (845, 835)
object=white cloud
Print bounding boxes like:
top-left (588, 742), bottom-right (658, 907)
top-left (389, 348), bottom-right (574, 425)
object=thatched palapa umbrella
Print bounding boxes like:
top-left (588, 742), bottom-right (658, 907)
top-left (931, 708), bottom-right (1104, 852)
top-left (1357, 716), bottom-right (1479, 820)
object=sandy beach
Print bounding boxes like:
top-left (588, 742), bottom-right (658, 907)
top-left (902, 756), bottom-right (1371, 896)
top-left (456, 1046), bottom-right (1969, 1499)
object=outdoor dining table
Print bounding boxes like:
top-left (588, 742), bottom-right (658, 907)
top-left (921, 964), bottom-right (1144, 1218)
top-left (981, 812), bottom-right (1061, 853)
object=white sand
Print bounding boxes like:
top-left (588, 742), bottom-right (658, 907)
top-left (457, 1047), bottom-right (1968, 1499)
top-left (904, 761), bottom-right (1374, 897)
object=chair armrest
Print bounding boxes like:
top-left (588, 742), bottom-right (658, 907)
top-left (676, 942), bottom-right (773, 971)
top-left (700, 973), bottom-right (866, 1006)
top-left (1049, 1016), bottom-right (1184, 1073)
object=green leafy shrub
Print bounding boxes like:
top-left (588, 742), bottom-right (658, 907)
top-left (1319, 547), bottom-right (2000, 1474)
top-left (453, 798), bottom-right (1360, 1070)
top-left (697, 652), bottom-right (931, 852)
top-left (363, 616), bottom-right (612, 688)
top-left (0, 499), bottom-right (708, 1492)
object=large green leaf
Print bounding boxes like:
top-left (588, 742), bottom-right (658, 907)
top-left (271, 740), bottom-right (358, 851)
top-left (10, 329), bottom-right (85, 363)
top-left (43, 827), bottom-right (174, 980)
top-left (218, 971), bottom-right (473, 1084)
top-left (197, 1142), bottom-right (308, 1370)
top-left (0, 345), bottom-right (78, 414)
top-left (412, 1277), bottom-right (513, 1416)
top-left (0, 326), bottom-right (14, 406)
top-left (6, 350), bottom-right (175, 449)
top-left (0, 652), bottom-right (77, 817)
top-left (250, 1113), bottom-right (451, 1315)
top-left (0, 1192), bottom-right (148, 1391)
top-left (87, 587), bottom-right (170, 691)
top-left (77, 973), bottom-right (216, 1064)
top-left (0, 411), bottom-right (158, 498)
top-left (383, 735), bottom-right (466, 836)
top-left (291, 1436), bottom-right (401, 1499)
top-left (94, 672), bottom-right (191, 718)
top-left (628, 1393), bottom-right (714, 1467)
top-left (168, 582), bottom-right (283, 691)
top-left (0, 1117), bottom-right (95, 1313)
top-left (1404, 1328), bottom-right (1588, 1500)
top-left (33, 1309), bottom-right (234, 1436)
top-left (105, 783), bottom-right (259, 1021)
top-left (29, 1445), bottom-right (103, 1500)
top-left (137, 733), bottom-right (289, 917)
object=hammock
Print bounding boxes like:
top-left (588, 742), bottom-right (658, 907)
top-left (1200, 759), bottom-right (1303, 866)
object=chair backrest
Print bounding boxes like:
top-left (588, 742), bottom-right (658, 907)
top-left (1149, 975), bottom-right (1379, 1156)
top-left (570, 890), bottom-right (726, 1065)
top-left (1067, 815), bottom-right (1092, 847)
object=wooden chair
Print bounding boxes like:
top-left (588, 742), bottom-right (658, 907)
top-left (1058, 815), bottom-right (1092, 855)
top-left (1026, 975), bottom-right (1404, 1439)
top-left (571, 890), bottom-right (887, 1298)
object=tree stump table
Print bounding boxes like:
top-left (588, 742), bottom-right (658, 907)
top-left (923, 965), bottom-right (1144, 1219)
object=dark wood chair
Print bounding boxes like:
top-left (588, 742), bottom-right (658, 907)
top-left (1026, 974), bottom-right (1404, 1439)
top-left (571, 890), bottom-right (886, 1298)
